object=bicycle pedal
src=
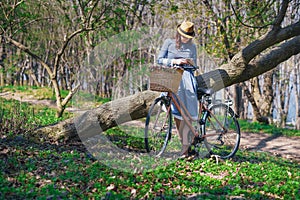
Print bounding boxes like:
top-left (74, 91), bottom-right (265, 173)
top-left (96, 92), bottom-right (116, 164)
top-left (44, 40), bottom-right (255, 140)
top-left (192, 136), bottom-right (202, 144)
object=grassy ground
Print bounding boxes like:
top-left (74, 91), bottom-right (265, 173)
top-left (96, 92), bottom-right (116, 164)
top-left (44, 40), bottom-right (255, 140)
top-left (239, 120), bottom-right (300, 137)
top-left (0, 86), bottom-right (299, 199)
top-left (0, 136), bottom-right (299, 199)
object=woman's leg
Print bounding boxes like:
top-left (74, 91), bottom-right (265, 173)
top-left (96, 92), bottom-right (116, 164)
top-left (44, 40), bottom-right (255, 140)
top-left (181, 121), bottom-right (190, 146)
top-left (174, 117), bottom-right (182, 141)
top-left (175, 118), bottom-right (190, 156)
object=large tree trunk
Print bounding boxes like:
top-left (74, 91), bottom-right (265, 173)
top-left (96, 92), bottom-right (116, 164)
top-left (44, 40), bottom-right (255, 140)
top-left (30, 90), bottom-right (159, 142)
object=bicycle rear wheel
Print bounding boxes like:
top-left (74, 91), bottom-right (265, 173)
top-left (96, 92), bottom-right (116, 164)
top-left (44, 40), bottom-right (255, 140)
top-left (203, 103), bottom-right (240, 159)
top-left (145, 96), bottom-right (172, 157)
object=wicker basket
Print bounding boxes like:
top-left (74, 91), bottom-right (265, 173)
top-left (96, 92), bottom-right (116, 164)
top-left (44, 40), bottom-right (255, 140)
top-left (149, 66), bottom-right (182, 93)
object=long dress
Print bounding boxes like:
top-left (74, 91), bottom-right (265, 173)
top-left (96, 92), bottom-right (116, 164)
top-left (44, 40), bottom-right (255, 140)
top-left (157, 38), bottom-right (198, 120)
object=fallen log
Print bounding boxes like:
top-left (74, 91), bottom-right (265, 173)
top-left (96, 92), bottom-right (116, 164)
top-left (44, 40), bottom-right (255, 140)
top-left (30, 90), bottom-right (160, 142)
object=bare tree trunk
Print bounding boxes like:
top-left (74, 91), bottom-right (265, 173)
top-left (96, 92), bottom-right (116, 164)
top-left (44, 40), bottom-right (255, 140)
top-left (242, 93), bottom-right (249, 120)
top-left (250, 77), bottom-right (261, 122)
top-left (60, 67), bottom-right (68, 90)
top-left (0, 65), bottom-right (4, 86)
top-left (28, 58), bottom-right (41, 87)
top-left (294, 59), bottom-right (300, 130)
top-left (246, 70), bottom-right (274, 124)
top-left (233, 84), bottom-right (244, 119)
top-left (260, 71), bottom-right (274, 120)
top-left (275, 63), bottom-right (292, 128)
top-left (242, 82), bottom-right (264, 122)
top-left (0, 35), bottom-right (6, 86)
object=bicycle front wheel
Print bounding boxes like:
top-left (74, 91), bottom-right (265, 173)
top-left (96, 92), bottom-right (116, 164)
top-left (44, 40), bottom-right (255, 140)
top-left (203, 103), bottom-right (240, 159)
top-left (145, 96), bottom-right (172, 157)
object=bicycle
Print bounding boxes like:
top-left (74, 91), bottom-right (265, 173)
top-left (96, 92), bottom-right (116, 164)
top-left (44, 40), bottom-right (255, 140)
top-left (144, 65), bottom-right (241, 159)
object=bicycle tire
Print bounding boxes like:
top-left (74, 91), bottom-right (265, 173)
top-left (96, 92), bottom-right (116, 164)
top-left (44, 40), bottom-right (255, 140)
top-left (202, 103), bottom-right (240, 159)
top-left (144, 96), bottom-right (172, 157)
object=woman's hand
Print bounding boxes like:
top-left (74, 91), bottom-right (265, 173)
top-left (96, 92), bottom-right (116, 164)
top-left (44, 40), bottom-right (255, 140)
top-left (173, 58), bottom-right (194, 66)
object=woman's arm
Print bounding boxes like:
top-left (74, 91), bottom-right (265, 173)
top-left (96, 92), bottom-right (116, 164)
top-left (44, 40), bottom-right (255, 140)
top-left (191, 43), bottom-right (197, 67)
top-left (157, 39), bottom-right (173, 66)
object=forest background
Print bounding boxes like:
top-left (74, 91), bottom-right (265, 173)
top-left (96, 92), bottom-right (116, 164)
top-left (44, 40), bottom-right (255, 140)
top-left (1, 0), bottom-right (299, 129)
top-left (1, 1), bottom-right (300, 199)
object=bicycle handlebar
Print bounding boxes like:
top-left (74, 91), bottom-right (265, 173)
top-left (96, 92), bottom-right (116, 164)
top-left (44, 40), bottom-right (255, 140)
top-left (174, 64), bottom-right (199, 71)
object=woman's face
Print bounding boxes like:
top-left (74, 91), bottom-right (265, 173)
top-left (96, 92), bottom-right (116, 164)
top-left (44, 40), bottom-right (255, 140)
top-left (181, 35), bottom-right (191, 43)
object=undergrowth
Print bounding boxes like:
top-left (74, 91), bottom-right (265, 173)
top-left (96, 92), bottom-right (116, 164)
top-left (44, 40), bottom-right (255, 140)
top-left (0, 97), bottom-right (70, 138)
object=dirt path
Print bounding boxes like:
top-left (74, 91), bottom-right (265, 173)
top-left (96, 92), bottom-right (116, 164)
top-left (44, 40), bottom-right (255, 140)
top-left (0, 91), bottom-right (79, 112)
top-left (0, 91), bottom-right (57, 108)
top-left (240, 132), bottom-right (300, 162)
top-left (1, 91), bottom-right (299, 163)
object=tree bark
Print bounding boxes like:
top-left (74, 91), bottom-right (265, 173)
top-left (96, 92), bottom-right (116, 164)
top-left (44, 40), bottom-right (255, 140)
top-left (30, 90), bottom-right (159, 142)
top-left (195, 36), bottom-right (300, 92)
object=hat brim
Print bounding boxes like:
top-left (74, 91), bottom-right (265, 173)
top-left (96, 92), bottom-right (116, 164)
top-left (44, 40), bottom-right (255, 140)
top-left (177, 25), bottom-right (195, 39)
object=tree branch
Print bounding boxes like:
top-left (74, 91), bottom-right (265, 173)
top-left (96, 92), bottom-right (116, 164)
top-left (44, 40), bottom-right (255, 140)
top-left (230, 2), bottom-right (273, 29)
top-left (12, 17), bottom-right (54, 37)
top-left (86, 0), bottom-right (100, 28)
top-left (196, 35), bottom-right (300, 90)
top-left (5, 36), bottom-right (53, 76)
top-left (241, 20), bottom-right (300, 64)
top-left (252, 35), bottom-right (300, 77)
top-left (61, 83), bottom-right (81, 107)
top-left (202, 0), bottom-right (234, 59)
top-left (272, 0), bottom-right (289, 28)
top-left (53, 28), bottom-right (93, 77)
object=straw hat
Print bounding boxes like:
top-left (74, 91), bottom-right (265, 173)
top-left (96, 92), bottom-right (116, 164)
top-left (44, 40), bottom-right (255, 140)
top-left (177, 21), bottom-right (195, 38)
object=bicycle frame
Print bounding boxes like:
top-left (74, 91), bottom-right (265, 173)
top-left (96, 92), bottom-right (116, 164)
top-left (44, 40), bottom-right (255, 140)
top-left (198, 95), bottom-right (231, 138)
top-left (165, 91), bottom-right (231, 140)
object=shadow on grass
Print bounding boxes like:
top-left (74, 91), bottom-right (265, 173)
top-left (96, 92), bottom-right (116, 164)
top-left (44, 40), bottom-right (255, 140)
top-left (0, 135), bottom-right (298, 200)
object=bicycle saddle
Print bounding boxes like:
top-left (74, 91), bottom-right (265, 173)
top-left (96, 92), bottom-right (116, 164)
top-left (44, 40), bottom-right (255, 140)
top-left (197, 87), bottom-right (214, 96)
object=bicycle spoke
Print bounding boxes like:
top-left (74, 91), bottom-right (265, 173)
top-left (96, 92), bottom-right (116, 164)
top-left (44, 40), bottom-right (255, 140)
top-left (145, 97), bottom-right (172, 157)
top-left (203, 103), bottom-right (240, 159)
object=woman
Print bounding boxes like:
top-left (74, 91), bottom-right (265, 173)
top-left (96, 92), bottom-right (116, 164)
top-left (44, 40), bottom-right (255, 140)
top-left (157, 21), bottom-right (198, 157)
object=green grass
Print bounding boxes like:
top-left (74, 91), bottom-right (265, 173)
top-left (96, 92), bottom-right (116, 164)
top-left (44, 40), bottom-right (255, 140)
top-left (104, 126), bottom-right (146, 151)
top-left (0, 137), bottom-right (299, 199)
top-left (0, 97), bottom-right (71, 139)
top-left (239, 120), bottom-right (300, 137)
top-left (0, 85), bottom-right (56, 100)
top-left (1, 108), bottom-right (297, 199)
